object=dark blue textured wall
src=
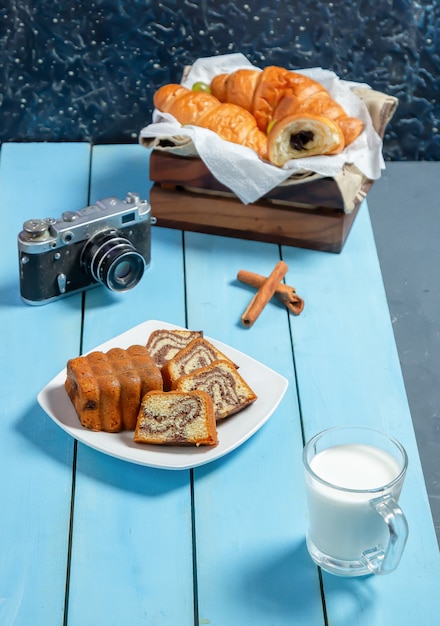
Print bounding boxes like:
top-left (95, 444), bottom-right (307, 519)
top-left (2, 0), bottom-right (440, 160)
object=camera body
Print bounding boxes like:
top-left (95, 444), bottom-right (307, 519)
top-left (18, 192), bottom-right (153, 305)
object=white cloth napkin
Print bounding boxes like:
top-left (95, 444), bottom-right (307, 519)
top-left (140, 53), bottom-right (385, 205)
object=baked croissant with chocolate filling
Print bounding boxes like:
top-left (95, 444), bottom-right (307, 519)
top-left (154, 78), bottom-right (357, 166)
top-left (210, 65), bottom-right (364, 148)
top-left (267, 113), bottom-right (345, 165)
top-left (153, 84), bottom-right (268, 160)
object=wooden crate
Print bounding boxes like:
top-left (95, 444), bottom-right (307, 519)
top-left (146, 83), bottom-right (398, 253)
top-left (149, 151), bottom-right (365, 253)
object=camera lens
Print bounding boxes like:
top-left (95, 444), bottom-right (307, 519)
top-left (81, 230), bottom-right (145, 292)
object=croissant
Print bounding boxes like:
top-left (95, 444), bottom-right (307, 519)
top-left (153, 84), bottom-right (268, 160)
top-left (210, 65), bottom-right (364, 147)
top-left (154, 81), bottom-right (351, 166)
top-left (267, 113), bottom-right (345, 166)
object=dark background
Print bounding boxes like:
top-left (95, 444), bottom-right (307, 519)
top-left (2, 0), bottom-right (440, 160)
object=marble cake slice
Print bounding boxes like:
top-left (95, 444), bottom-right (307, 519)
top-left (134, 390), bottom-right (218, 446)
top-left (145, 328), bottom-right (203, 368)
top-left (161, 337), bottom-right (237, 390)
top-left (175, 359), bottom-right (257, 421)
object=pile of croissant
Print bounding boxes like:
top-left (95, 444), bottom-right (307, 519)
top-left (153, 65), bottom-right (364, 167)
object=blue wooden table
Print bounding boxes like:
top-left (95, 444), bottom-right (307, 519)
top-left (1, 142), bottom-right (439, 626)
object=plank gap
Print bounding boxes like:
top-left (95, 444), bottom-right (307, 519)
top-left (63, 439), bottom-right (78, 626)
top-left (318, 569), bottom-right (330, 626)
top-left (190, 468), bottom-right (200, 626)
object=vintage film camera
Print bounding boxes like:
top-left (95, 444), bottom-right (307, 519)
top-left (18, 192), bottom-right (154, 305)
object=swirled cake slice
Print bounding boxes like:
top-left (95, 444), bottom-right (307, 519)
top-left (146, 329), bottom-right (203, 368)
top-left (162, 337), bottom-right (237, 390)
top-left (65, 345), bottom-right (163, 432)
top-left (175, 360), bottom-right (257, 421)
top-left (134, 390), bottom-right (218, 446)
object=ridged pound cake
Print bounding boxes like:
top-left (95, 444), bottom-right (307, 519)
top-left (162, 337), bottom-right (237, 390)
top-left (65, 345), bottom-right (163, 432)
top-left (175, 359), bottom-right (257, 420)
top-left (146, 329), bottom-right (203, 368)
top-left (134, 390), bottom-right (218, 446)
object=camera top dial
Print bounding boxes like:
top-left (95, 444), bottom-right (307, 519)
top-left (21, 218), bottom-right (56, 241)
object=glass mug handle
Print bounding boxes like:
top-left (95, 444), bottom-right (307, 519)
top-left (361, 494), bottom-right (409, 575)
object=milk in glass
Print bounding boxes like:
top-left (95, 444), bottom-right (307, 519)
top-left (306, 443), bottom-right (401, 560)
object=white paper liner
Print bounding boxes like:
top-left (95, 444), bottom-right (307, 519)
top-left (139, 53), bottom-right (385, 205)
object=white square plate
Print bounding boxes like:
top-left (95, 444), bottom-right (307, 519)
top-left (38, 320), bottom-right (288, 470)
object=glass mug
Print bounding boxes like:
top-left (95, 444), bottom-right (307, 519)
top-left (303, 426), bottom-right (408, 577)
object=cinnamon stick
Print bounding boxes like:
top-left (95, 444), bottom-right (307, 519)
top-left (237, 269), bottom-right (304, 315)
top-left (240, 261), bottom-right (288, 327)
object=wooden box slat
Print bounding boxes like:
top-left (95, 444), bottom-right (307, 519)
top-left (150, 184), bottom-right (359, 253)
top-left (150, 151), bottom-right (345, 209)
top-left (149, 151), bottom-right (361, 252)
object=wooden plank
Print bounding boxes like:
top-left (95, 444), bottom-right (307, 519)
top-left (0, 142), bottom-right (90, 626)
top-left (83, 144), bottom-right (186, 340)
top-left (182, 233), bottom-right (326, 625)
top-left (150, 184), bottom-right (357, 252)
top-left (150, 150), bottom-right (344, 208)
top-left (65, 145), bottom-right (196, 626)
top-left (282, 202), bottom-right (440, 624)
top-left (148, 150), bottom-right (364, 251)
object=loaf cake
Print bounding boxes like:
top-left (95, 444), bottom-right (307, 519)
top-left (65, 345), bottom-right (163, 432)
top-left (146, 328), bottom-right (203, 368)
top-left (134, 390), bottom-right (218, 446)
top-left (175, 359), bottom-right (257, 420)
top-left (161, 337), bottom-right (237, 390)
